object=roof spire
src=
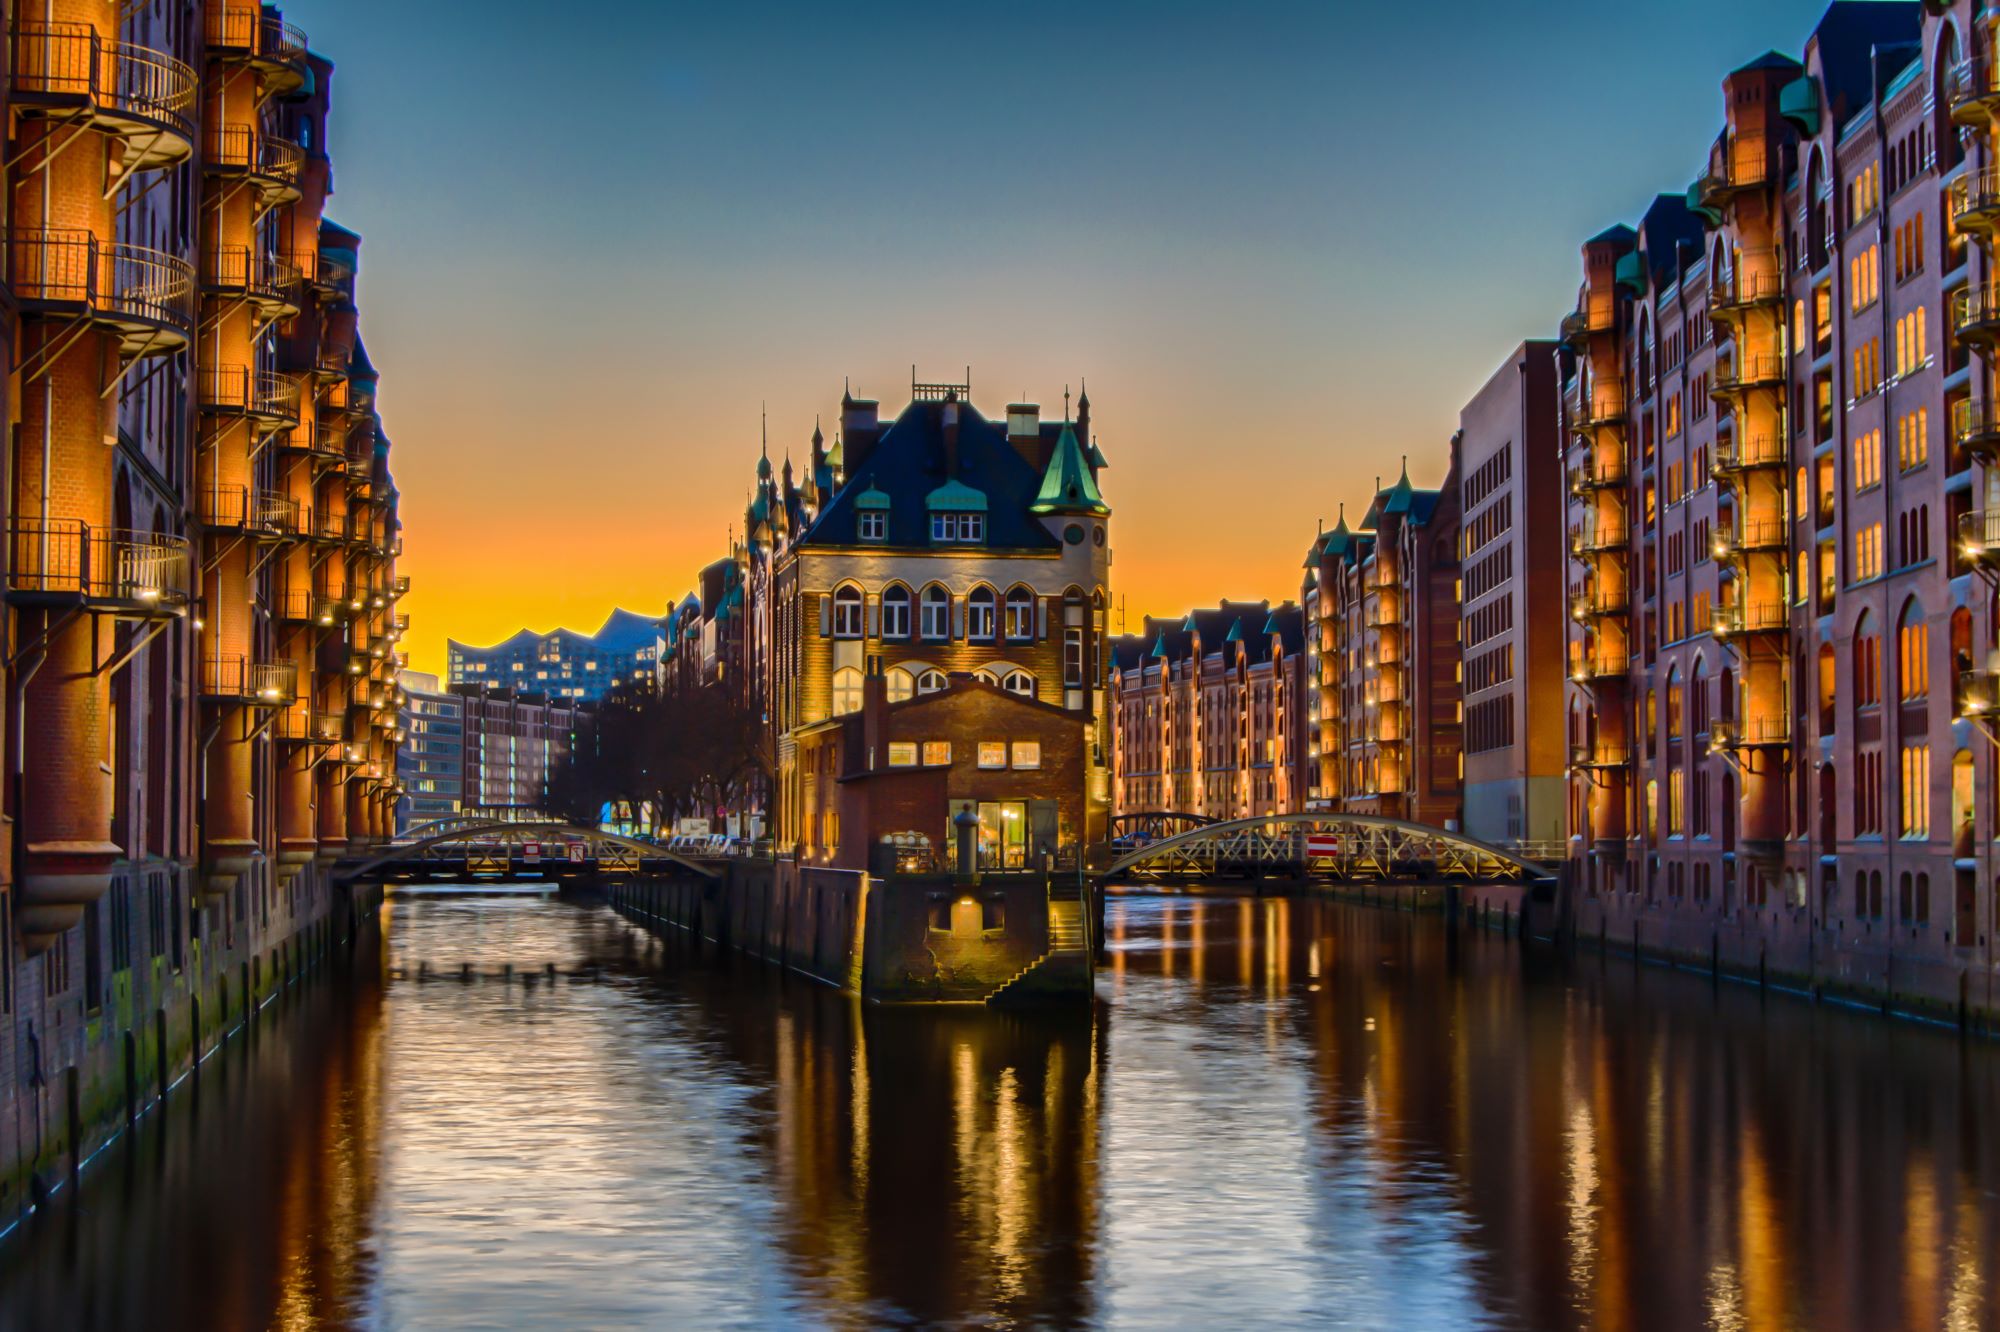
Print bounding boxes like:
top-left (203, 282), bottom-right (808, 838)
top-left (1063, 383), bottom-right (1072, 423)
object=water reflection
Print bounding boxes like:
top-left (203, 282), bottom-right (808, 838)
top-left (0, 890), bottom-right (1996, 1330)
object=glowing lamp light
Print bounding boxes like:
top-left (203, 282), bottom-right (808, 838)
top-left (136, 586), bottom-right (161, 602)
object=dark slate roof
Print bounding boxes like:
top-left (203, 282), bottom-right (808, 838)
top-left (803, 398), bottom-right (1060, 550)
top-left (1812, 3), bottom-right (1921, 125)
top-left (1185, 601), bottom-right (1271, 650)
top-left (1266, 605), bottom-right (1305, 654)
top-left (1108, 635), bottom-right (1149, 674)
top-left (1638, 193), bottom-right (1707, 287)
top-left (1733, 50), bottom-right (1804, 76)
top-left (1586, 224), bottom-right (1637, 249)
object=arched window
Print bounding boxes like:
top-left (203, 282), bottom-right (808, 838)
top-left (1666, 666), bottom-right (1684, 739)
top-left (920, 584), bottom-right (951, 640)
top-left (881, 584), bottom-right (912, 639)
top-left (1817, 643), bottom-right (1837, 733)
top-left (917, 669), bottom-right (947, 695)
top-left (973, 667), bottom-right (1000, 686)
top-left (1004, 586), bottom-right (1035, 640)
top-left (831, 667), bottom-right (863, 715)
top-left (1003, 670), bottom-right (1035, 699)
top-left (1691, 659), bottom-right (1709, 734)
top-left (968, 586), bottom-right (996, 641)
top-left (1898, 599), bottom-right (1929, 701)
top-left (832, 584), bottom-right (863, 639)
top-left (1854, 612), bottom-right (1882, 707)
top-left (885, 667), bottom-right (914, 703)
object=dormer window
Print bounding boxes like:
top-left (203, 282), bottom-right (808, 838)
top-left (854, 485), bottom-right (891, 542)
top-left (932, 512), bottom-right (984, 543)
top-left (859, 511), bottom-right (886, 541)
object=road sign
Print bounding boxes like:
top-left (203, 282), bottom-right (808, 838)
top-left (567, 843), bottom-right (585, 863)
top-left (1306, 833), bottom-right (1340, 858)
top-left (522, 841), bottom-right (540, 862)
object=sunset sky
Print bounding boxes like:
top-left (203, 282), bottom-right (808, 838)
top-left (295, 0), bottom-right (1842, 674)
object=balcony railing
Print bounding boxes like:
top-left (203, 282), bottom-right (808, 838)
top-left (10, 22), bottom-right (197, 170)
top-left (392, 574), bottom-right (411, 598)
top-left (1571, 383), bottom-right (1628, 429)
top-left (205, 5), bottom-right (308, 91)
top-left (1711, 353), bottom-right (1785, 396)
top-left (1570, 521), bottom-right (1630, 556)
top-left (1951, 170), bottom-right (2000, 237)
top-left (1959, 510), bottom-right (2000, 564)
top-left (1708, 252), bottom-right (1783, 314)
top-left (6, 519), bottom-right (190, 612)
top-left (1696, 135), bottom-right (1769, 207)
top-left (1712, 601), bottom-right (1787, 638)
top-left (1709, 716), bottom-right (1789, 750)
top-left (1570, 587), bottom-right (1628, 621)
top-left (200, 486), bottom-right (299, 538)
top-left (1569, 743), bottom-right (1631, 770)
top-left (1953, 285), bottom-right (2000, 345)
top-left (1714, 516), bottom-right (1787, 557)
top-left (275, 587), bottom-right (343, 626)
top-left (1569, 452), bottom-right (1628, 493)
top-left (275, 706), bottom-right (344, 744)
top-left (1952, 399), bottom-right (2000, 460)
top-left (204, 244), bottom-right (302, 318)
top-left (204, 125), bottom-right (303, 207)
top-left (1948, 56), bottom-right (2000, 126)
top-left (200, 657), bottom-right (297, 706)
top-left (8, 227), bottom-right (195, 350)
top-left (199, 364), bottom-right (300, 426)
top-left (1570, 650), bottom-right (1630, 683)
top-left (1711, 434), bottom-right (1786, 477)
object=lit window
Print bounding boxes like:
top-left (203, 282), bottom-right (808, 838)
top-left (887, 741), bottom-right (918, 767)
top-left (1005, 586), bottom-right (1035, 639)
top-left (885, 668), bottom-right (914, 703)
top-left (832, 585), bottom-right (864, 638)
top-left (918, 669), bottom-right (947, 695)
top-left (1011, 741), bottom-right (1041, 770)
top-left (978, 742), bottom-right (1007, 769)
top-left (921, 740), bottom-right (952, 766)
top-left (832, 667), bottom-right (863, 715)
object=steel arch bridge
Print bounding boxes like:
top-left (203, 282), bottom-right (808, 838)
top-left (1095, 812), bottom-right (1558, 885)
top-left (1107, 810), bottom-right (1220, 842)
top-left (337, 819), bottom-right (721, 885)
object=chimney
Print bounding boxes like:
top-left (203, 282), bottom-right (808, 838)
top-left (842, 396), bottom-right (880, 471)
top-left (861, 656), bottom-right (889, 770)
top-left (1006, 401), bottom-right (1041, 467)
top-left (941, 392), bottom-right (960, 478)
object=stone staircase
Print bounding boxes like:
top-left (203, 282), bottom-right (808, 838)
top-left (986, 892), bottom-right (1090, 1007)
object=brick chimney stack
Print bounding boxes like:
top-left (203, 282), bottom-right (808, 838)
top-left (1006, 401), bottom-right (1042, 467)
top-left (862, 656), bottom-right (888, 770)
top-left (842, 383), bottom-right (880, 471)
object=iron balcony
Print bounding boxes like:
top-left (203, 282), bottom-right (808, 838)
top-left (1707, 253), bottom-right (1783, 317)
top-left (1708, 716), bottom-right (1790, 751)
top-left (199, 365), bottom-right (300, 431)
top-left (1570, 587), bottom-right (1628, 621)
top-left (1569, 743), bottom-right (1631, 771)
top-left (1569, 452), bottom-right (1629, 494)
top-left (275, 588), bottom-right (344, 626)
top-left (1954, 285), bottom-right (2000, 349)
top-left (1712, 601), bottom-right (1788, 639)
top-left (1570, 521), bottom-right (1630, 557)
top-left (1959, 510), bottom-right (2000, 567)
top-left (1952, 399), bottom-right (2000, 461)
top-left (7, 227), bottom-right (195, 355)
top-left (205, 5), bottom-right (309, 98)
top-left (1569, 651), bottom-right (1630, 685)
top-left (200, 485), bottom-right (300, 540)
top-left (9, 21), bottom-right (198, 173)
top-left (1711, 435), bottom-right (1787, 479)
top-left (1950, 170), bottom-right (2000, 238)
top-left (199, 658), bottom-right (298, 708)
top-left (5, 520), bottom-right (190, 616)
top-left (203, 125), bottom-right (304, 212)
top-left (202, 244), bottom-right (303, 323)
top-left (1948, 56), bottom-right (2000, 128)
top-left (275, 706), bottom-right (344, 745)
top-left (1695, 137), bottom-right (1769, 208)
top-left (1713, 516), bottom-right (1787, 559)
top-left (1710, 353), bottom-right (1786, 398)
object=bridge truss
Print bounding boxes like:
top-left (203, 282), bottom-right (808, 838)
top-left (338, 819), bottom-right (720, 884)
top-left (1097, 812), bottom-right (1558, 885)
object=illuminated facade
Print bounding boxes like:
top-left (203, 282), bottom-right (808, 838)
top-left (1106, 602), bottom-right (1310, 820)
top-left (447, 608), bottom-right (666, 702)
top-left (0, 3), bottom-right (407, 1213)
top-left (750, 376), bottom-right (1113, 860)
top-left (1561, 0), bottom-right (2000, 1011)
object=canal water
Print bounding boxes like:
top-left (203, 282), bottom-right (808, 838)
top-left (3, 888), bottom-right (1999, 1330)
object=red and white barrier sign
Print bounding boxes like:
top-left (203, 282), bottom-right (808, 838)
top-left (522, 841), bottom-right (540, 862)
top-left (1305, 833), bottom-right (1340, 858)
